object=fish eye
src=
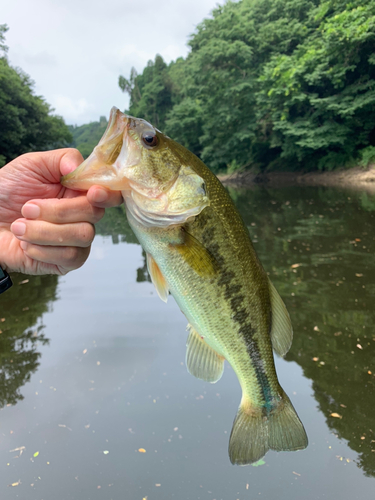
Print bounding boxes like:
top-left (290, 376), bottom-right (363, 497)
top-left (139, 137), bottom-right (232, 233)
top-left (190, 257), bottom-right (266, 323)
top-left (142, 131), bottom-right (159, 148)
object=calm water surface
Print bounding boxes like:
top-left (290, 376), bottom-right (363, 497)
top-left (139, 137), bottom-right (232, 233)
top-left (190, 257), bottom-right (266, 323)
top-left (1, 186), bottom-right (375, 499)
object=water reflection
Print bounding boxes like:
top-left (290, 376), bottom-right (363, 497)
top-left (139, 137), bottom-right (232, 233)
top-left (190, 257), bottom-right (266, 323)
top-left (0, 274), bottom-right (56, 406)
top-left (94, 186), bottom-right (375, 476)
top-left (1, 186), bottom-right (375, 484)
top-left (230, 186), bottom-right (375, 476)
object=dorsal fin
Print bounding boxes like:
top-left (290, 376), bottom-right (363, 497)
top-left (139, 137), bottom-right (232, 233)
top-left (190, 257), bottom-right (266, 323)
top-left (186, 324), bottom-right (225, 383)
top-left (268, 278), bottom-right (293, 357)
top-left (146, 253), bottom-right (169, 303)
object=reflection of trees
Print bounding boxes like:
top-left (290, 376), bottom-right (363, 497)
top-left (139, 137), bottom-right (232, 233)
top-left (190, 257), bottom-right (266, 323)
top-left (231, 186), bottom-right (375, 477)
top-left (96, 206), bottom-right (151, 282)
top-left (0, 274), bottom-right (57, 407)
top-left (95, 205), bottom-right (138, 244)
top-left (137, 251), bottom-right (151, 283)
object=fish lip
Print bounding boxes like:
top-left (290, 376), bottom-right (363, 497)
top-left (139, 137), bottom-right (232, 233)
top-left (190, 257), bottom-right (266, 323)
top-left (61, 107), bottom-right (132, 191)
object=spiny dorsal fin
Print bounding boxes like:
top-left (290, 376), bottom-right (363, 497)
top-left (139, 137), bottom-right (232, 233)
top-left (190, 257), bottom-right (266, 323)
top-left (173, 229), bottom-right (219, 279)
top-left (186, 324), bottom-right (225, 383)
top-left (268, 278), bottom-right (293, 357)
top-left (146, 253), bottom-right (169, 303)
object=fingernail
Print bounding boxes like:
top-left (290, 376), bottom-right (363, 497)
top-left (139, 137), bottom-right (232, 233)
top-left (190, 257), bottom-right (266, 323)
top-left (20, 241), bottom-right (28, 251)
top-left (11, 221), bottom-right (26, 236)
top-left (22, 203), bottom-right (40, 219)
top-left (94, 188), bottom-right (109, 203)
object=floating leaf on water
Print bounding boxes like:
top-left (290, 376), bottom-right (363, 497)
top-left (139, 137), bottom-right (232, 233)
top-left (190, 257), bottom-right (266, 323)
top-left (330, 413), bottom-right (342, 419)
top-left (252, 459), bottom-right (265, 467)
top-left (356, 344), bottom-right (363, 350)
top-left (355, 273), bottom-right (363, 277)
top-left (8, 480), bottom-right (21, 487)
top-left (291, 263), bottom-right (301, 269)
top-left (103, 450), bottom-right (109, 455)
top-left (313, 326), bottom-right (320, 331)
top-left (138, 448), bottom-right (146, 453)
top-left (33, 451), bottom-right (39, 458)
top-left (312, 357), bottom-right (319, 362)
top-left (18, 279), bottom-right (29, 285)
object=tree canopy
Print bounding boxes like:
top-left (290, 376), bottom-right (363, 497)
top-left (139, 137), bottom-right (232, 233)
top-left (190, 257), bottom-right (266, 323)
top-left (68, 116), bottom-right (108, 159)
top-left (0, 24), bottom-right (72, 167)
top-left (119, 0), bottom-right (375, 173)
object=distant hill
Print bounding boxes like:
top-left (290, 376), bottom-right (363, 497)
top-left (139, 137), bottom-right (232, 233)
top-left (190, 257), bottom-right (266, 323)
top-left (68, 116), bottom-right (108, 158)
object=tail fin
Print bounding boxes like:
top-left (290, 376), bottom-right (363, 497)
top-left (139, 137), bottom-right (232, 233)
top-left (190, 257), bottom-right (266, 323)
top-left (228, 391), bottom-right (308, 466)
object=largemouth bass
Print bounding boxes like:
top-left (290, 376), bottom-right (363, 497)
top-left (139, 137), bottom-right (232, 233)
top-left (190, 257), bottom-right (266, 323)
top-left (61, 107), bottom-right (308, 465)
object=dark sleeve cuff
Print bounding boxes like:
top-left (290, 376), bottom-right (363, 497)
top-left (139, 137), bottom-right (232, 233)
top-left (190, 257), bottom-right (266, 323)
top-left (0, 266), bottom-right (13, 294)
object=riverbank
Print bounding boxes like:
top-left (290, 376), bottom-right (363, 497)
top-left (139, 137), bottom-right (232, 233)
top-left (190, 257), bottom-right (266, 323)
top-left (219, 165), bottom-right (375, 193)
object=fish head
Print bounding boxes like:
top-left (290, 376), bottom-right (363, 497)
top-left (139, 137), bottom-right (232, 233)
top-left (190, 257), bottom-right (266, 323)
top-left (61, 107), bottom-right (209, 226)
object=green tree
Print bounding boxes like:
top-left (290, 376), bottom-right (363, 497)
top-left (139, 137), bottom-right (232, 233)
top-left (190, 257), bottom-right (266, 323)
top-left (69, 115), bottom-right (108, 158)
top-left (258, 0), bottom-right (375, 170)
top-left (118, 0), bottom-right (375, 174)
top-left (119, 55), bottom-right (174, 130)
top-left (0, 23), bottom-right (8, 56)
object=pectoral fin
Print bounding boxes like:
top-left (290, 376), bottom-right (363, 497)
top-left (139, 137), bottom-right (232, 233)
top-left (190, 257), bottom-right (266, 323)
top-left (146, 253), bottom-right (169, 303)
top-left (268, 279), bottom-right (293, 357)
top-left (173, 229), bottom-right (219, 278)
top-left (186, 324), bottom-right (225, 383)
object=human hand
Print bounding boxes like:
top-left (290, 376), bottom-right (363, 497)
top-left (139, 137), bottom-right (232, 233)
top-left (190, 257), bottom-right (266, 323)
top-left (0, 149), bottom-right (122, 276)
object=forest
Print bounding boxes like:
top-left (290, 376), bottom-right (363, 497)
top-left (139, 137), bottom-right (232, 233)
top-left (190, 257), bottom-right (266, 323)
top-left (120, 0), bottom-right (375, 173)
top-left (1, 0), bottom-right (375, 173)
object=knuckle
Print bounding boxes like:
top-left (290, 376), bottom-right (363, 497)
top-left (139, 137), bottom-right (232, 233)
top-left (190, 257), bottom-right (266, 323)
top-left (54, 201), bottom-right (69, 221)
top-left (64, 246), bottom-right (81, 264)
top-left (77, 223), bottom-right (95, 246)
top-left (92, 207), bottom-right (105, 223)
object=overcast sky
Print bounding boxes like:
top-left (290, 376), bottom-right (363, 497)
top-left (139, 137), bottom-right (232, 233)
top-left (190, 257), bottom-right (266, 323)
top-left (3, 0), bottom-right (221, 125)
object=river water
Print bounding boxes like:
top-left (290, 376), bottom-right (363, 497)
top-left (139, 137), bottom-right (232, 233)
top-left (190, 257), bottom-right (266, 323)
top-left (1, 186), bottom-right (374, 499)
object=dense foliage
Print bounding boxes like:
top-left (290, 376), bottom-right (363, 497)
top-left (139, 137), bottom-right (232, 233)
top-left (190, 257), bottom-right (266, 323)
top-left (0, 24), bottom-right (72, 167)
top-left (68, 116), bottom-right (108, 158)
top-left (119, 0), bottom-right (375, 172)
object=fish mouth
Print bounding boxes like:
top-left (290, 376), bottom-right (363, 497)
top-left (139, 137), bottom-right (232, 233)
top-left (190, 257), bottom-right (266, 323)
top-left (61, 107), bottom-right (133, 191)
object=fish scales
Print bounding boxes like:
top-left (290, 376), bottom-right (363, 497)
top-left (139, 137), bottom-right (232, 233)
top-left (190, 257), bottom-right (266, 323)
top-left (129, 171), bottom-right (279, 409)
top-left (61, 107), bottom-right (308, 465)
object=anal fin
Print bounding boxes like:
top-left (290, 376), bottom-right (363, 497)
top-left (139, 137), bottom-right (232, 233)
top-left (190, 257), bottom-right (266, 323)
top-left (146, 253), bottom-right (169, 303)
top-left (186, 324), bottom-right (224, 383)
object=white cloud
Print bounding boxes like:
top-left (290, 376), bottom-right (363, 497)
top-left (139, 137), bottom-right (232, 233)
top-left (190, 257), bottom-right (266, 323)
top-left (2, 0), bottom-right (220, 125)
top-left (51, 96), bottom-right (95, 123)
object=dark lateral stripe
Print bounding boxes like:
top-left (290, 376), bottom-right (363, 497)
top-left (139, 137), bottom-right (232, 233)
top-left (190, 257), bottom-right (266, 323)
top-left (247, 343), bottom-right (274, 413)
